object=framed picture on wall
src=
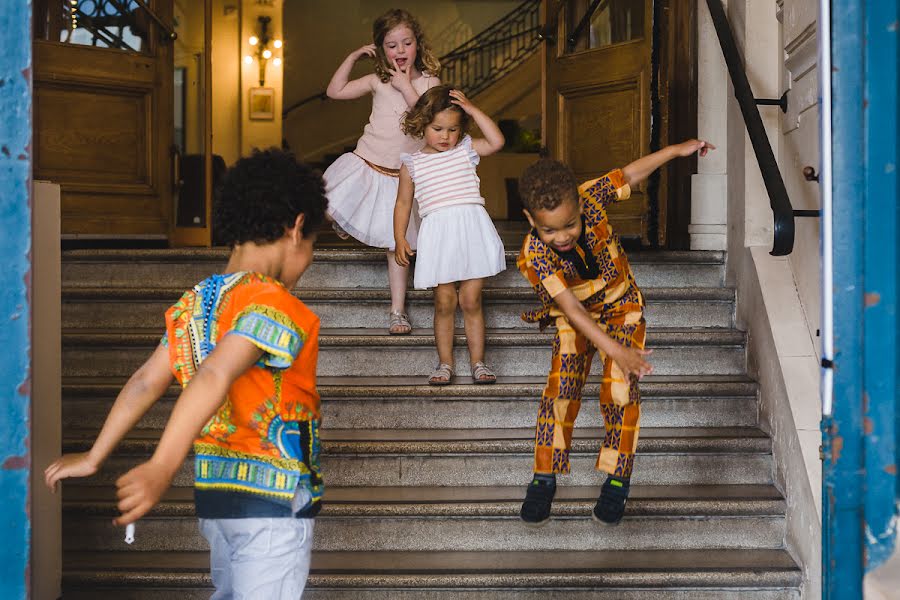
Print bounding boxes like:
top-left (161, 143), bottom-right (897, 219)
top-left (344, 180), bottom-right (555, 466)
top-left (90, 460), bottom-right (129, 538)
top-left (249, 87), bottom-right (275, 120)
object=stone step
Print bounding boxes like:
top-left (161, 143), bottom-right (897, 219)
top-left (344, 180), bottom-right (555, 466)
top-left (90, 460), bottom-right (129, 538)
top-left (62, 427), bottom-right (773, 488)
top-left (61, 549), bottom-right (801, 599)
top-left (62, 286), bottom-right (735, 330)
top-left (61, 248), bottom-right (726, 290)
top-left (61, 328), bottom-right (748, 377)
top-left (62, 485), bottom-right (785, 553)
top-left (62, 375), bottom-right (760, 431)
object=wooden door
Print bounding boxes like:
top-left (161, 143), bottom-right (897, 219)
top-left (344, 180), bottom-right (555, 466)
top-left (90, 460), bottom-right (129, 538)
top-left (33, 0), bottom-right (175, 239)
top-left (542, 0), bottom-right (655, 243)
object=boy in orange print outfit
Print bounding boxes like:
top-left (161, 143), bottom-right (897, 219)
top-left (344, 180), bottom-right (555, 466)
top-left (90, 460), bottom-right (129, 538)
top-left (45, 149), bottom-right (329, 599)
top-left (516, 140), bottom-right (714, 526)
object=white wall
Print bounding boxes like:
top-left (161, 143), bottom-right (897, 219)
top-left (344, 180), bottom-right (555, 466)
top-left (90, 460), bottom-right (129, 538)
top-left (695, 1), bottom-right (823, 598)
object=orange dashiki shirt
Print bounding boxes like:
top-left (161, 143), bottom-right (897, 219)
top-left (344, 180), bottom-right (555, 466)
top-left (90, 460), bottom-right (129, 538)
top-left (163, 271), bottom-right (322, 518)
top-left (517, 168), bottom-right (644, 327)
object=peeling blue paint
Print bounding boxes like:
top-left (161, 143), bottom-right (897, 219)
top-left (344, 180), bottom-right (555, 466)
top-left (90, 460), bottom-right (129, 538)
top-left (825, 0), bottom-right (900, 596)
top-left (0, 2), bottom-right (32, 600)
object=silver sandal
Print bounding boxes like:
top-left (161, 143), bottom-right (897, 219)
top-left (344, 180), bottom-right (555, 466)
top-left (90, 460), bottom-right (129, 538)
top-left (429, 363), bottom-right (454, 386)
top-left (389, 310), bottom-right (412, 335)
top-left (472, 361), bottom-right (497, 384)
top-left (331, 221), bottom-right (351, 240)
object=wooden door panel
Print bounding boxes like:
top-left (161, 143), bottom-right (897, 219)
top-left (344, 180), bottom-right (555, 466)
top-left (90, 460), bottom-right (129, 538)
top-left (35, 85), bottom-right (151, 186)
top-left (543, 0), bottom-right (654, 242)
top-left (560, 80), bottom-right (640, 175)
top-left (33, 0), bottom-right (173, 239)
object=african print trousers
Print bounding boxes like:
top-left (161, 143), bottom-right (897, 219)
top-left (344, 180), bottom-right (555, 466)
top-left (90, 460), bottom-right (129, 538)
top-left (533, 310), bottom-right (646, 479)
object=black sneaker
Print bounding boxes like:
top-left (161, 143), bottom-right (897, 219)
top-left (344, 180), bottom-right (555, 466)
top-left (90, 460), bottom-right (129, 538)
top-left (592, 476), bottom-right (630, 525)
top-left (520, 474), bottom-right (556, 526)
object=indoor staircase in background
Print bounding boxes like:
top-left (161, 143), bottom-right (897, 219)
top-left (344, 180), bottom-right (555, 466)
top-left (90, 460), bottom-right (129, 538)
top-left (58, 243), bottom-right (802, 599)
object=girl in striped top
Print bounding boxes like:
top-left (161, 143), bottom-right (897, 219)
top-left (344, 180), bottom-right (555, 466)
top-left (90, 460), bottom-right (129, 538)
top-left (394, 85), bottom-right (507, 385)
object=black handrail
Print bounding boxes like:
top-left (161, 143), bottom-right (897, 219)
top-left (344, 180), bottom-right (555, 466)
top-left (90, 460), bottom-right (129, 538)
top-left (283, 0), bottom-right (541, 118)
top-left (567, 0), bottom-right (611, 51)
top-left (704, 0), bottom-right (795, 256)
top-left (282, 91), bottom-right (328, 117)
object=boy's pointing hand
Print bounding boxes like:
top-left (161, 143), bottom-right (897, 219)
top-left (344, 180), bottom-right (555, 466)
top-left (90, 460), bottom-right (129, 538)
top-left (675, 139), bottom-right (716, 158)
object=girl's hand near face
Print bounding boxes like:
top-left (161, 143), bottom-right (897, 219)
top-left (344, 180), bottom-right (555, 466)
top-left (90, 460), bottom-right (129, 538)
top-left (353, 44), bottom-right (377, 61)
top-left (388, 58), bottom-right (414, 92)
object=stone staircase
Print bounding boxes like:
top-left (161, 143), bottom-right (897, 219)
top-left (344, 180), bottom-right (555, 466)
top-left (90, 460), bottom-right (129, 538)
top-left (58, 244), bottom-right (802, 599)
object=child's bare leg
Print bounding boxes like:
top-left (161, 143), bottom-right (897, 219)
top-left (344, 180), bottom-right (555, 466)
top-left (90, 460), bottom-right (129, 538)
top-left (458, 278), bottom-right (486, 365)
top-left (433, 283), bottom-right (458, 367)
top-left (386, 251), bottom-right (411, 334)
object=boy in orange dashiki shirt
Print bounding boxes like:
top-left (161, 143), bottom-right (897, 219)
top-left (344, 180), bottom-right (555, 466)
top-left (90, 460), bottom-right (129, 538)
top-left (45, 149), bottom-right (329, 599)
top-left (516, 140), bottom-right (714, 526)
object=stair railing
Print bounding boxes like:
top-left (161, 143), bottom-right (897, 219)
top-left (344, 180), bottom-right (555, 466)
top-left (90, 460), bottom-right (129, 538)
top-left (282, 0), bottom-right (542, 119)
top-left (704, 0), bottom-right (818, 256)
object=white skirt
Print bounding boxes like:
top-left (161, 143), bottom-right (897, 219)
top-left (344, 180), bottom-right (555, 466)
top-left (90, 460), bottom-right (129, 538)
top-left (323, 152), bottom-right (419, 250)
top-left (414, 203), bottom-right (506, 289)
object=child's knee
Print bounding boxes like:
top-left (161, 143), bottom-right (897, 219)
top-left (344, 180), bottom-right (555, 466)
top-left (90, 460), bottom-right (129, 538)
top-left (433, 287), bottom-right (458, 314)
top-left (458, 292), bottom-right (482, 314)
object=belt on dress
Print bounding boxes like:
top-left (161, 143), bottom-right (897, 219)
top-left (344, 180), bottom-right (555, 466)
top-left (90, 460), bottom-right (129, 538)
top-left (353, 152), bottom-right (400, 178)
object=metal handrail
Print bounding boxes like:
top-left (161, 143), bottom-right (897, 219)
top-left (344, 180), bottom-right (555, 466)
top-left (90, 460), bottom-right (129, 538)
top-left (283, 0), bottom-right (541, 118)
top-left (704, 0), bottom-right (797, 256)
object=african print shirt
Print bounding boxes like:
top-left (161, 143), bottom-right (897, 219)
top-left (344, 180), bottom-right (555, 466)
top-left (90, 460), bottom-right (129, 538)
top-left (517, 169), bottom-right (644, 328)
top-left (163, 272), bottom-right (322, 518)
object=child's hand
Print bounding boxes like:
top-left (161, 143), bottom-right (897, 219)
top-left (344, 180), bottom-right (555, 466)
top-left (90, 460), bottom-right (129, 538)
top-left (44, 452), bottom-right (100, 492)
top-left (609, 345), bottom-right (654, 381)
top-left (353, 44), bottom-right (377, 61)
top-left (394, 239), bottom-right (415, 267)
top-left (388, 58), bottom-right (414, 92)
top-left (114, 459), bottom-right (174, 526)
top-left (449, 89), bottom-right (476, 114)
top-left (674, 139), bottom-right (716, 158)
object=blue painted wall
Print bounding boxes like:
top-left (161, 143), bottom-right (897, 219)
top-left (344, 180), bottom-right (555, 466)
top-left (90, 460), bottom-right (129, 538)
top-left (824, 0), bottom-right (899, 597)
top-left (0, 2), bottom-right (32, 599)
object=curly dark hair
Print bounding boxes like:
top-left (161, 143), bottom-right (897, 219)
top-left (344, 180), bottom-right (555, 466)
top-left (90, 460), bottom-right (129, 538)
top-left (213, 148), bottom-right (328, 248)
top-left (518, 157), bottom-right (580, 212)
top-left (401, 84), bottom-right (470, 139)
top-left (373, 9), bottom-right (441, 83)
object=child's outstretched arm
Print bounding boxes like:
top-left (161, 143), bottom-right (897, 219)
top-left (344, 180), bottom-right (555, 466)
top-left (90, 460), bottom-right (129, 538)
top-left (113, 334), bottom-right (264, 526)
top-left (393, 165), bottom-right (416, 267)
top-left (622, 139), bottom-right (715, 187)
top-left (44, 344), bottom-right (174, 492)
top-left (326, 45), bottom-right (377, 100)
top-left (555, 289), bottom-right (653, 380)
top-left (449, 90), bottom-right (505, 156)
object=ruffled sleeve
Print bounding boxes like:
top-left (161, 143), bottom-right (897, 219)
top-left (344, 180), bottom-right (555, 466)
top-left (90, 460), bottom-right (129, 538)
top-left (461, 135), bottom-right (480, 167)
top-left (229, 302), bottom-right (308, 370)
top-left (399, 152), bottom-right (416, 181)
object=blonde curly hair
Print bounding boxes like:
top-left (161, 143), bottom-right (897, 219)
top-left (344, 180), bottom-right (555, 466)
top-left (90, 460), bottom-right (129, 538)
top-left (401, 84), bottom-right (470, 139)
top-left (372, 9), bottom-right (441, 83)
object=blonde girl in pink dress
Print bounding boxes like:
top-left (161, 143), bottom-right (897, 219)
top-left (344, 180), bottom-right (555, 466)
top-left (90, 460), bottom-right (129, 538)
top-left (323, 9), bottom-right (441, 335)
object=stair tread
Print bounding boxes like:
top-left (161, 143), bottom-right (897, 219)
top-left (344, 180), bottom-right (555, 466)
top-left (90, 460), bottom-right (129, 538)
top-left (65, 426), bottom-right (768, 442)
top-left (62, 373), bottom-right (757, 388)
top-left (63, 286), bottom-right (735, 301)
top-left (62, 248), bottom-right (727, 265)
top-left (64, 484), bottom-right (783, 504)
top-left (62, 328), bottom-right (747, 347)
top-left (63, 548), bottom-right (797, 574)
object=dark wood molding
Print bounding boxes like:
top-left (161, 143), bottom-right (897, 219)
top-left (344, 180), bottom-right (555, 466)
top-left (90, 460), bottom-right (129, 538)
top-left (659, 0), bottom-right (698, 249)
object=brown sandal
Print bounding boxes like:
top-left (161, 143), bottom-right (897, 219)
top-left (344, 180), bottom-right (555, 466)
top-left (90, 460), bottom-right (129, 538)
top-left (389, 310), bottom-right (412, 335)
top-left (428, 363), bottom-right (453, 386)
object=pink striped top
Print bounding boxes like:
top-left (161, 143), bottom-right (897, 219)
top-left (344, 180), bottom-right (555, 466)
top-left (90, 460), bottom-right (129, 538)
top-left (400, 135), bottom-right (484, 217)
